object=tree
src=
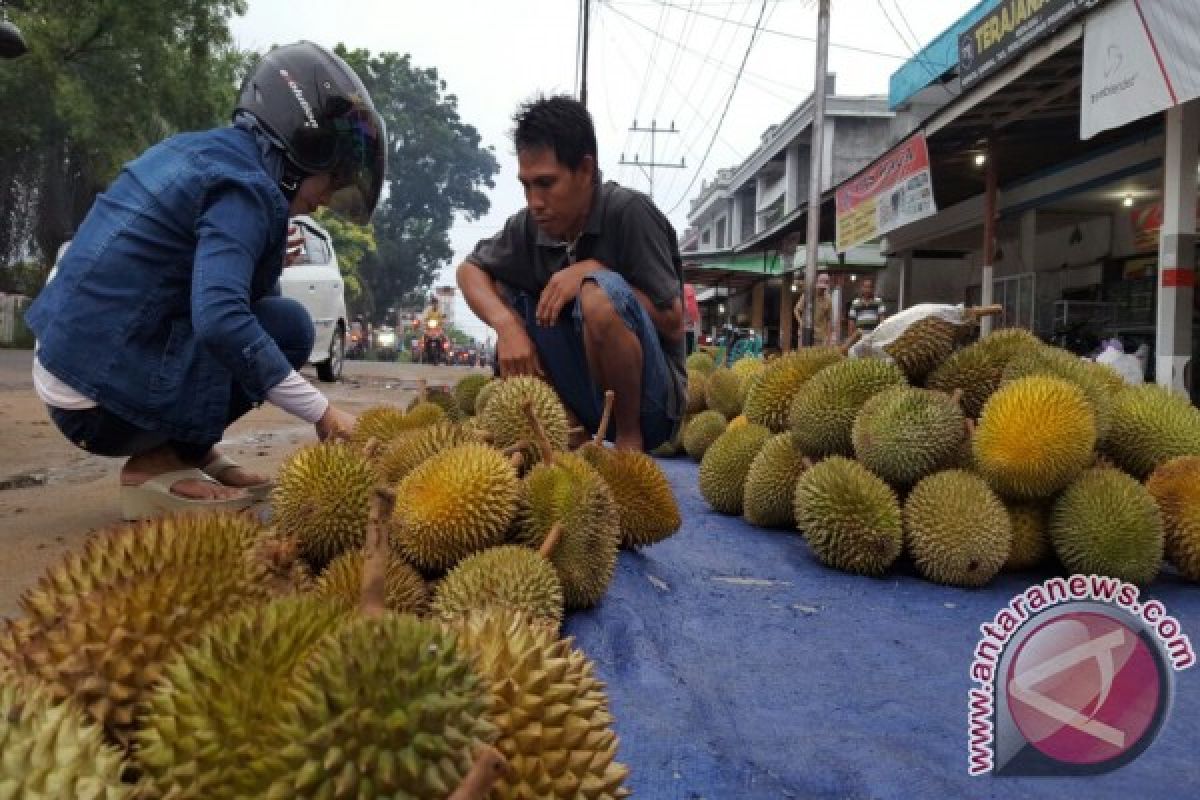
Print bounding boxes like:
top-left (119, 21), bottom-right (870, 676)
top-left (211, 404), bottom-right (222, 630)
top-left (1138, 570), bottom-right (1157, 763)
top-left (312, 208), bottom-right (375, 305)
top-left (335, 46), bottom-right (499, 317)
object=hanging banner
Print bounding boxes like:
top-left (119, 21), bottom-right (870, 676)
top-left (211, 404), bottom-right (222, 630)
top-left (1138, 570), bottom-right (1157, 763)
top-left (835, 133), bottom-right (936, 253)
top-left (1081, 0), bottom-right (1200, 139)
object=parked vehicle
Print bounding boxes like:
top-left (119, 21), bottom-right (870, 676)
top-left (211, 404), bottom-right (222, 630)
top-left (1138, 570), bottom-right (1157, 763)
top-left (374, 325), bottom-right (398, 361)
top-left (278, 215), bottom-right (347, 382)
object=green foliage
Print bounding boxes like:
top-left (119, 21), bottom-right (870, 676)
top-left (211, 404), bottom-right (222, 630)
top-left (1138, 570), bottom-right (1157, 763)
top-left (312, 208), bottom-right (375, 305)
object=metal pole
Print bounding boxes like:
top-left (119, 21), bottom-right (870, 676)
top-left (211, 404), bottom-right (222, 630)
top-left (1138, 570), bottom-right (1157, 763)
top-left (1156, 100), bottom-right (1199, 394)
top-left (580, 0), bottom-right (590, 109)
top-left (801, 0), bottom-right (830, 347)
top-left (981, 143), bottom-right (997, 336)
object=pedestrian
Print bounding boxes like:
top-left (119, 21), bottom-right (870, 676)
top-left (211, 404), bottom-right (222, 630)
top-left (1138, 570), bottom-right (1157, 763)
top-left (25, 41), bottom-right (385, 520)
top-left (847, 275), bottom-right (887, 337)
top-left (793, 272), bottom-right (834, 346)
top-left (456, 94), bottom-right (685, 451)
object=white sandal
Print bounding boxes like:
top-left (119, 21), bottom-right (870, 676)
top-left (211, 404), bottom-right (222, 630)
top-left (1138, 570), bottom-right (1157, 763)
top-left (120, 468), bottom-right (254, 521)
top-left (200, 454), bottom-right (274, 501)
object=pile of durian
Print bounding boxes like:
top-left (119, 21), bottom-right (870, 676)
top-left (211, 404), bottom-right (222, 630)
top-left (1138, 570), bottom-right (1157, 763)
top-left (0, 375), bottom-right (684, 798)
top-left (678, 319), bottom-right (1200, 588)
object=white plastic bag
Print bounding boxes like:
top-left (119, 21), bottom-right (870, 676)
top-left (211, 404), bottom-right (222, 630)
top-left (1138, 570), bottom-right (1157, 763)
top-left (848, 303), bottom-right (970, 361)
top-left (1095, 342), bottom-right (1145, 385)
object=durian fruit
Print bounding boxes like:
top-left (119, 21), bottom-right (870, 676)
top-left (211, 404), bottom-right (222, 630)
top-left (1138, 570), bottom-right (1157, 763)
top-left (136, 596), bottom-right (349, 798)
top-left (852, 387), bottom-right (966, 487)
top-left (686, 369), bottom-right (709, 414)
top-left (273, 441), bottom-right (376, 567)
top-left (682, 410), bottom-right (728, 460)
top-left (351, 403), bottom-right (444, 449)
top-left (253, 613), bottom-right (496, 799)
top-left (731, 355), bottom-right (765, 379)
top-left (650, 418), bottom-right (685, 457)
top-left (705, 367), bottom-right (743, 418)
top-left (391, 443), bottom-right (520, 573)
top-left (1002, 347), bottom-right (1117, 439)
top-left (926, 327), bottom-right (1043, 418)
top-left (743, 348), bottom-right (842, 432)
top-left (0, 513), bottom-right (278, 740)
top-left (513, 453), bottom-right (620, 608)
top-left (973, 375), bottom-right (1096, 500)
top-left (475, 377), bottom-right (501, 415)
top-left (413, 385), bottom-right (466, 423)
top-left (405, 398), bottom-right (455, 427)
top-left (698, 423), bottom-right (772, 514)
top-left (455, 374), bottom-right (493, 416)
top-left (1147, 456), bottom-right (1200, 581)
top-left (1102, 383), bottom-right (1200, 478)
top-left (432, 545), bottom-right (565, 628)
top-left (793, 456), bottom-right (903, 576)
top-left (789, 358), bottom-right (906, 457)
top-left (687, 350), bottom-right (717, 375)
top-left (0, 678), bottom-right (133, 799)
top-left (904, 470), bottom-right (1011, 587)
top-left (315, 549), bottom-right (428, 614)
top-left (375, 421), bottom-right (482, 485)
top-left (743, 433), bottom-right (809, 528)
top-left (1050, 467), bottom-right (1164, 585)
top-left (480, 376), bottom-right (570, 465)
top-left (1004, 503), bottom-right (1050, 571)
top-left (579, 447), bottom-right (681, 549)
top-left (883, 314), bottom-right (973, 383)
top-left (728, 414), bottom-right (749, 431)
top-left (450, 610), bottom-right (630, 799)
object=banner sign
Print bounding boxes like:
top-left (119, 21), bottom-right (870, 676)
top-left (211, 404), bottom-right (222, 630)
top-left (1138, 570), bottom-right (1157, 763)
top-left (958, 0), bottom-right (1108, 90)
top-left (835, 133), bottom-right (936, 253)
top-left (1081, 0), bottom-right (1200, 139)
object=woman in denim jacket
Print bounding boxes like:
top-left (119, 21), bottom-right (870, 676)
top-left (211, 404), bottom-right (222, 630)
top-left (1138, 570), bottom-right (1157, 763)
top-left (25, 42), bottom-right (386, 519)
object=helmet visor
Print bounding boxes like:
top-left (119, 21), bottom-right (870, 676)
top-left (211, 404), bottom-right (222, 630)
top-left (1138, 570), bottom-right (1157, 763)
top-left (327, 108), bottom-right (387, 225)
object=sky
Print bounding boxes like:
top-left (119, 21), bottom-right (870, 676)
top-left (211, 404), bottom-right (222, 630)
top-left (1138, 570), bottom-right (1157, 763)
top-left (230, 0), bottom-right (980, 339)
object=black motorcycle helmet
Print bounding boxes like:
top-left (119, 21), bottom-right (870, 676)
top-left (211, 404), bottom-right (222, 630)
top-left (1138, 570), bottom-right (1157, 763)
top-left (236, 41), bottom-right (386, 224)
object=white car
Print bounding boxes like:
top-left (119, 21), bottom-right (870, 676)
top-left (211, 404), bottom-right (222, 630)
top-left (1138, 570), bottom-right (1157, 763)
top-left (279, 215), bottom-right (348, 382)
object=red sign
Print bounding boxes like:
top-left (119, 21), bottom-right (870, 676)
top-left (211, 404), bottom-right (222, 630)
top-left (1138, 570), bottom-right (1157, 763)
top-left (836, 133), bottom-right (936, 251)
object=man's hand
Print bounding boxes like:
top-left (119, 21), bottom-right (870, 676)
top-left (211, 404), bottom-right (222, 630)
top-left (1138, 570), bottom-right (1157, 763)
top-left (495, 317), bottom-right (544, 378)
top-left (315, 404), bottom-right (356, 442)
top-left (535, 259), bottom-right (605, 327)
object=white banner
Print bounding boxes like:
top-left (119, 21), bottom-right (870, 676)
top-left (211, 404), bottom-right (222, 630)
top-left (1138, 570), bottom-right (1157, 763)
top-left (1081, 0), bottom-right (1200, 139)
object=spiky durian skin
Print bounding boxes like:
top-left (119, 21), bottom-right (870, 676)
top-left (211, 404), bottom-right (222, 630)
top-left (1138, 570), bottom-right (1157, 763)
top-left (1102, 383), bottom-right (1200, 478)
top-left (793, 456), bottom-right (903, 576)
top-left (450, 610), bottom-right (631, 799)
top-left (413, 386), bottom-right (465, 423)
top-left (851, 387), bottom-right (965, 487)
top-left (686, 369), bottom-right (709, 414)
top-left (514, 453), bottom-right (620, 609)
top-left (474, 378), bottom-right (501, 415)
top-left (391, 443), bottom-right (519, 573)
top-left (1147, 456), bottom-right (1200, 581)
top-left (455, 374), bottom-right (492, 415)
top-left (136, 597), bottom-right (348, 798)
top-left (973, 375), bottom-right (1096, 500)
top-left (699, 424), bottom-right (772, 514)
top-left (682, 410), bottom-right (728, 460)
top-left (432, 546), bottom-right (564, 628)
top-left (0, 514), bottom-right (276, 740)
top-left (0, 679), bottom-right (132, 800)
top-left (1050, 468), bottom-right (1164, 585)
top-left (883, 315), bottom-right (970, 383)
top-left (926, 328), bottom-right (1043, 418)
top-left (687, 350), bottom-right (717, 375)
top-left (743, 433), bottom-right (808, 528)
top-left (1004, 503), bottom-right (1050, 571)
top-left (315, 550), bottom-right (429, 614)
top-left (480, 376), bottom-right (570, 465)
top-left (1001, 347), bottom-right (1117, 439)
top-left (375, 421), bottom-right (482, 485)
top-left (583, 448), bottom-right (682, 549)
top-left (255, 614), bottom-right (496, 800)
top-left (351, 403), bottom-right (445, 450)
top-left (904, 471), bottom-right (1012, 587)
top-left (743, 348), bottom-right (843, 432)
top-left (705, 367), bottom-right (743, 418)
top-left (731, 355), bottom-right (765, 379)
top-left (273, 442), bottom-right (375, 567)
top-left (789, 358), bottom-right (906, 457)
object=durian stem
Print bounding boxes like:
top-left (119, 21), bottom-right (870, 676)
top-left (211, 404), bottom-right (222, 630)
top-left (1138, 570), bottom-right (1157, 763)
top-left (538, 523), bottom-right (564, 559)
top-left (521, 399), bottom-right (556, 464)
top-left (949, 388), bottom-right (964, 409)
top-left (964, 417), bottom-right (977, 439)
top-left (568, 425), bottom-right (585, 437)
top-left (447, 745), bottom-right (509, 800)
top-left (509, 450), bottom-right (525, 471)
top-left (965, 304), bottom-right (1003, 321)
top-left (593, 390), bottom-right (615, 446)
top-left (362, 437), bottom-right (383, 460)
top-left (801, 456), bottom-right (814, 470)
top-left (417, 378), bottom-right (428, 403)
top-left (361, 487), bottom-right (395, 619)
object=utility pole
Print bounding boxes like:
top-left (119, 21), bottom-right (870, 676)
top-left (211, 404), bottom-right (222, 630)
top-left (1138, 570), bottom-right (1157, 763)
top-left (801, 0), bottom-right (830, 347)
top-left (619, 120), bottom-right (685, 200)
top-left (579, 0), bottom-right (591, 108)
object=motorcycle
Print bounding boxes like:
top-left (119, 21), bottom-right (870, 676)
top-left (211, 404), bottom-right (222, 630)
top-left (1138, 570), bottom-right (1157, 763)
top-left (420, 317), bottom-right (448, 365)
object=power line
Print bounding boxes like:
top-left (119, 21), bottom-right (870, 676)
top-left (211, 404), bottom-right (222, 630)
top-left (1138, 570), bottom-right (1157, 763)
top-left (665, 0), bottom-right (769, 215)
top-left (648, 0), bottom-right (699, 125)
top-left (892, 0), bottom-right (923, 52)
top-left (875, 0), bottom-right (958, 99)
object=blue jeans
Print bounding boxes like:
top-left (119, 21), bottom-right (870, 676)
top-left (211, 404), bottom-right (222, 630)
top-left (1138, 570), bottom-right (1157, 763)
top-left (506, 270), bottom-right (678, 450)
top-left (48, 296), bottom-right (313, 463)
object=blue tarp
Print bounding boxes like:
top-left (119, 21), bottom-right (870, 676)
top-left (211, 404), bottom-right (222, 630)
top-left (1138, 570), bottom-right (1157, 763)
top-left (565, 458), bottom-right (1200, 799)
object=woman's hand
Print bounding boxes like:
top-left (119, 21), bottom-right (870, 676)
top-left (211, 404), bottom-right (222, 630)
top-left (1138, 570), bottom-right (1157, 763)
top-left (315, 404), bottom-right (357, 442)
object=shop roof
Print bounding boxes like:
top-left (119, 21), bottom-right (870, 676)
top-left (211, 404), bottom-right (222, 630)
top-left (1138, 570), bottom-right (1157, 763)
top-left (888, 0), bottom-right (1002, 110)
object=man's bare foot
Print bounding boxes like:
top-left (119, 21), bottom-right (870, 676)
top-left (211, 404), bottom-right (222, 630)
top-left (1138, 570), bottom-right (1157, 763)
top-left (121, 447), bottom-right (246, 501)
top-left (201, 449), bottom-right (269, 488)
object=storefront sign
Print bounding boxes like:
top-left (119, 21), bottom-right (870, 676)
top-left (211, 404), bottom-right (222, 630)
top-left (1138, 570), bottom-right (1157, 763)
top-left (959, 0), bottom-right (1107, 90)
top-left (835, 134), bottom-right (936, 253)
top-left (1081, 0), bottom-right (1200, 139)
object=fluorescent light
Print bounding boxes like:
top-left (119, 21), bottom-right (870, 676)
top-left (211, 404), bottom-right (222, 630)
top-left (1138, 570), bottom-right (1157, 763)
top-left (974, 153), bottom-right (986, 167)
top-left (1123, 193), bottom-right (1134, 207)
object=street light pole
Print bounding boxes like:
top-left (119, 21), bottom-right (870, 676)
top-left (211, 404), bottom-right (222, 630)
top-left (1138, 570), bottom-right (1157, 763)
top-left (801, 0), bottom-right (830, 347)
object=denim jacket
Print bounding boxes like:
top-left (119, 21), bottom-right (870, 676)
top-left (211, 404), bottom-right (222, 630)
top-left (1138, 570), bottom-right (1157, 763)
top-left (26, 127), bottom-right (291, 444)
